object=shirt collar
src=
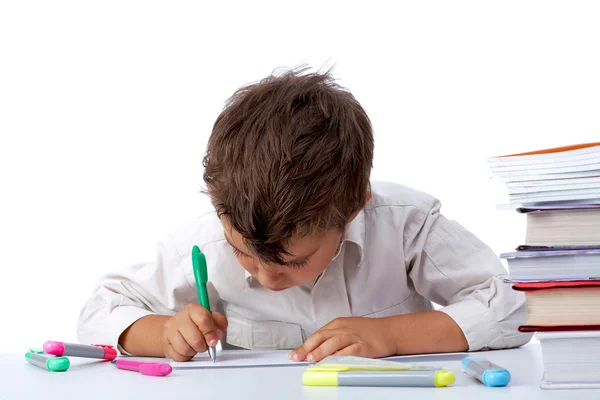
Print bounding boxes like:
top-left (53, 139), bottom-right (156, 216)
top-left (243, 208), bottom-right (366, 286)
top-left (341, 208), bottom-right (366, 267)
top-left (244, 269), bottom-right (253, 285)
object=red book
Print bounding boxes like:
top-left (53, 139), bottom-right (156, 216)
top-left (512, 281), bottom-right (600, 332)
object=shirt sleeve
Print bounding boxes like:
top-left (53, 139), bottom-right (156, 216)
top-left (405, 198), bottom-right (532, 351)
top-left (77, 233), bottom-right (192, 354)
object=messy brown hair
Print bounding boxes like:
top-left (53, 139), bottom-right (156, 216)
top-left (203, 67), bottom-right (373, 264)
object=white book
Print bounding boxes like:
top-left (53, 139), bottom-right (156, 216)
top-left (540, 380), bottom-right (600, 390)
top-left (521, 207), bottom-right (600, 247)
top-left (508, 181), bottom-right (600, 195)
top-left (537, 331), bottom-right (600, 389)
top-left (496, 169), bottom-right (600, 183)
top-left (507, 192), bottom-right (600, 206)
top-left (525, 288), bottom-right (600, 326)
top-left (492, 161), bottom-right (600, 179)
top-left (487, 144), bottom-right (600, 185)
top-left (489, 157), bottom-right (600, 174)
top-left (505, 176), bottom-right (600, 188)
top-left (501, 249), bottom-right (600, 281)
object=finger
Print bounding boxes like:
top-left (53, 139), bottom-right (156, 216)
top-left (212, 311), bottom-right (228, 340)
top-left (163, 336), bottom-right (193, 362)
top-left (169, 329), bottom-right (197, 358)
top-left (178, 314), bottom-right (207, 353)
top-left (187, 304), bottom-right (219, 347)
top-left (289, 329), bottom-right (340, 362)
top-left (306, 335), bottom-right (355, 362)
top-left (334, 343), bottom-right (368, 358)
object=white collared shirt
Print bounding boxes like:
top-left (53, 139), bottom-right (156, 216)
top-left (77, 182), bottom-right (531, 353)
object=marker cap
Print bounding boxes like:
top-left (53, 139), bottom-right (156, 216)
top-left (482, 370), bottom-right (511, 387)
top-left (46, 357), bottom-right (70, 372)
top-left (434, 370), bottom-right (456, 387)
top-left (302, 371), bottom-right (339, 386)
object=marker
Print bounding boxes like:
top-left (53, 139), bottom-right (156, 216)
top-left (43, 341), bottom-right (117, 361)
top-left (462, 357), bottom-right (511, 387)
top-left (113, 359), bottom-right (172, 377)
top-left (303, 369), bottom-right (455, 387)
top-left (25, 349), bottom-right (70, 372)
top-left (191, 245), bottom-right (216, 362)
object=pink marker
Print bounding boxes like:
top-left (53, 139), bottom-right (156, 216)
top-left (43, 341), bottom-right (117, 361)
top-left (114, 360), bottom-right (172, 377)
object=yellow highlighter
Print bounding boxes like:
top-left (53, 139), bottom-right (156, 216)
top-left (302, 356), bottom-right (455, 388)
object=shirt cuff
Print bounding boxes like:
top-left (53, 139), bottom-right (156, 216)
top-left (107, 306), bottom-right (154, 355)
top-left (438, 299), bottom-right (504, 351)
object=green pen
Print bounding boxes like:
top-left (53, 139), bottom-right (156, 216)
top-left (191, 245), bottom-right (216, 362)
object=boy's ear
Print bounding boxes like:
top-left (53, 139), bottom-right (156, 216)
top-left (348, 192), bottom-right (371, 223)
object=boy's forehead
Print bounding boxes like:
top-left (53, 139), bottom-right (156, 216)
top-left (221, 222), bottom-right (251, 252)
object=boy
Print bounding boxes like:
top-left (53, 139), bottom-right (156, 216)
top-left (78, 68), bottom-right (531, 362)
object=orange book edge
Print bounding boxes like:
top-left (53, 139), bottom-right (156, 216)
top-left (497, 142), bottom-right (600, 158)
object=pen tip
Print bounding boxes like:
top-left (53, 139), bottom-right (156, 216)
top-left (209, 347), bottom-right (217, 363)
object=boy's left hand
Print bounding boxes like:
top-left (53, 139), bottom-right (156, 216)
top-left (289, 317), bottom-right (396, 362)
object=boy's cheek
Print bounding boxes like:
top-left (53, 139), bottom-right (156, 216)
top-left (286, 265), bottom-right (327, 287)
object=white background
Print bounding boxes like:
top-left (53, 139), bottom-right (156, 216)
top-left (0, 1), bottom-right (598, 352)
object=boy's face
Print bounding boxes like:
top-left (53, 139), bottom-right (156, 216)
top-left (221, 219), bottom-right (344, 291)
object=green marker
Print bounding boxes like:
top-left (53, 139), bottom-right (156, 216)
top-left (191, 245), bottom-right (216, 362)
top-left (25, 348), bottom-right (70, 372)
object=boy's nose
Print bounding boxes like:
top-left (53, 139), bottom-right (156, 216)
top-left (257, 270), bottom-right (285, 289)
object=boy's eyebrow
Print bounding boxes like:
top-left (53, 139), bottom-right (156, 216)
top-left (223, 232), bottom-right (317, 265)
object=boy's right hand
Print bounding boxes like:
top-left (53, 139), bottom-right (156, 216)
top-left (162, 303), bottom-right (228, 362)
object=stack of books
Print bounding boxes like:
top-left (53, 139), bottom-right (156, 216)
top-left (487, 142), bottom-right (600, 390)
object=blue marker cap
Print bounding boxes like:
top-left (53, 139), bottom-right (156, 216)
top-left (462, 357), bottom-right (510, 387)
top-left (482, 369), bottom-right (511, 387)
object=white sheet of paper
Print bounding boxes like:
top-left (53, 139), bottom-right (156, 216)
top-left (170, 350), bottom-right (310, 369)
top-left (169, 350), bottom-right (469, 369)
top-left (384, 352), bottom-right (469, 362)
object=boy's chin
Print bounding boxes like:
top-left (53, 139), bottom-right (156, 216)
top-left (267, 286), bottom-right (289, 292)
top-left (261, 275), bottom-right (321, 291)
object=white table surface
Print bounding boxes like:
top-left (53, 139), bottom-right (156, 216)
top-left (2, 343), bottom-right (600, 399)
